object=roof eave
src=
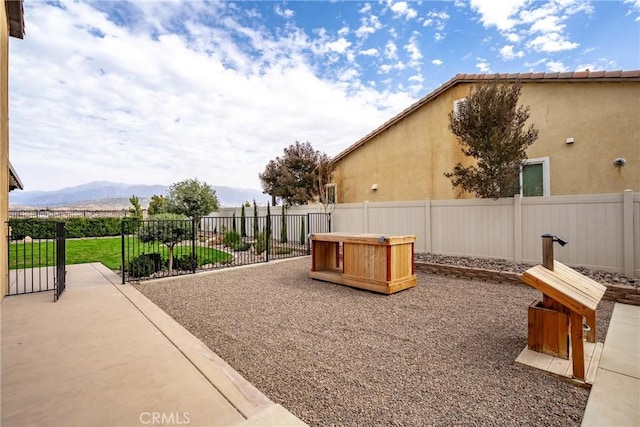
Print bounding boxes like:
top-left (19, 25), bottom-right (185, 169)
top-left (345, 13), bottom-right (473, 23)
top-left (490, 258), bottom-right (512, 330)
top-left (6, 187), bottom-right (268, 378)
top-left (9, 161), bottom-right (24, 191)
top-left (330, 70), bottom-right (640, 165)
top-left (6, 0), bottom-right (25, 39)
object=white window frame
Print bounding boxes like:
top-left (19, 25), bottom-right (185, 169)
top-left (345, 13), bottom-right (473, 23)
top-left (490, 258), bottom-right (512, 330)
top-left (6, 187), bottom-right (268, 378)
top-left (453, 97), bottom-right (466, 118)
top-left (325, 183), bottom-right (337, 204)
top-left (519, 157), bottom-right (550, 197)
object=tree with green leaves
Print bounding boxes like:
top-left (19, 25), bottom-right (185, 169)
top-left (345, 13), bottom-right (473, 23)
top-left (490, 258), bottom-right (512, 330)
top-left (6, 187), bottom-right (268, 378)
top-left (137, 213), bottom-right (192, 273)
top-left (259, 141), bottom-right (331, 206)
top-left (240, 205), bottom-right (247, 237)
top-left (165, 178), bottom-right (220, 224)
top-left (445, 80), bottom-right (539, 199)
top-left (148, 194), bottom-right (166, 215)
top-left (129, 195), bottom-right (142, 221)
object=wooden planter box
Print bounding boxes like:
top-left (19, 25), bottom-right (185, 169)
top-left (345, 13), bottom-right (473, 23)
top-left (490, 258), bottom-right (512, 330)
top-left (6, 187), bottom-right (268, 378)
top-left (310, 233), bottom-right (417, 294)
top-left (528, 300), bottom-right (569, 359)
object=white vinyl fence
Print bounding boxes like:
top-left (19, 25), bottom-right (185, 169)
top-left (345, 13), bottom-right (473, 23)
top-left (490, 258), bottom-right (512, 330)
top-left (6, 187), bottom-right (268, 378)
top-left (331, 190), bottom-right (639, 278)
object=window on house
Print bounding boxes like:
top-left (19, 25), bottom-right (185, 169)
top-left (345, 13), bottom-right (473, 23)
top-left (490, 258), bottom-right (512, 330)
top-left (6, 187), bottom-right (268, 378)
top-left (325, 184), bottom-right (337, 204)
top-left (519, 157), bottom-right (550, 197)
top-left (453, 97), bottom-right (466, 118)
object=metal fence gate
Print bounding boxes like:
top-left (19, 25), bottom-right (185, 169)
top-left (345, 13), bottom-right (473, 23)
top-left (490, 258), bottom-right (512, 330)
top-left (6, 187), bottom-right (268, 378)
top-left (6, 220), bottom-right (67, 301)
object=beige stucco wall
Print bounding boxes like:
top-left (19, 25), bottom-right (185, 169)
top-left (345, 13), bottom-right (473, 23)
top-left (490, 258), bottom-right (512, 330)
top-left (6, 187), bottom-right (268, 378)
top-left (333, 80), bottom-right (640, 203)
top-left (1, 3), bottom-right (10, 301)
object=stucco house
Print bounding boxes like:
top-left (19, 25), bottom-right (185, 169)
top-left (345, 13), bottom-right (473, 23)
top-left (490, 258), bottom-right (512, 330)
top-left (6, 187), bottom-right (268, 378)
top-left (2, 0), bottom-right (25, 301)
top-left (331, 70), bottom-right (639, 204)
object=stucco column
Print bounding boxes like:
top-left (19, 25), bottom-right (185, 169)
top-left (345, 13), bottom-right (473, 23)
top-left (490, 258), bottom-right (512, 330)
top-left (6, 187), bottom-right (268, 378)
top-left (1, 6), bottom-right (10, 301)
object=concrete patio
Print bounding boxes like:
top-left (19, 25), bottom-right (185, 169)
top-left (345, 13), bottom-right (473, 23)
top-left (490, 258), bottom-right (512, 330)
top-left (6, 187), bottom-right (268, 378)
top-left (0, 263), bottom-right (307, 427)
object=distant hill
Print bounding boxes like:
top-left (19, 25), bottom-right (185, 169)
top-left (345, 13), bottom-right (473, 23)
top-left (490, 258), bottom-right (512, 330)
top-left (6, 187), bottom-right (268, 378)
top-left (9, 181), bottom-right (270, 209)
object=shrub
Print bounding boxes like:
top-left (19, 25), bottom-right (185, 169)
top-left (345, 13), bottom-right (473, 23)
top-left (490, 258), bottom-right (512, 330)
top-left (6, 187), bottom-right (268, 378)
top-left (223, 230), bottom-right (241, 247)
top-left (255, 228), bottom-right (271, 254)
top-left (231, 242), bottom-right (250, 252)
top-left (127, 253), bottom-right (163, 278)
top-left (170, 254), bottom-right (198, 271)
top-left (274, 247), bottom-right (292, 255)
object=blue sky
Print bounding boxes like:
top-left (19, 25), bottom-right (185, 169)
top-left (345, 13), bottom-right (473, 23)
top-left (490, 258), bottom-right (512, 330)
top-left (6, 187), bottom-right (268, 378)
top-left (9, 0), bottom-right (640, 192)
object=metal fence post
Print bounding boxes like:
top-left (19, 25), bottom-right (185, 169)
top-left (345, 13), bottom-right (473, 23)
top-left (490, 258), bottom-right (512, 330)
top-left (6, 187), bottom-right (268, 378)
top-left (121, 220), bottom-right (126, 284)
top-left (192, 218), bottom-right (197, 273)
top-left (306, 213), bottom-right (310, 255)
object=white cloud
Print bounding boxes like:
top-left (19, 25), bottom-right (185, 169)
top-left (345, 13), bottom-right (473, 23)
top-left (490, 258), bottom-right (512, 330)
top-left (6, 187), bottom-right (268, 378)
top-left (385, 40), bottom-right (398, 59)
top-left (423, 10), bottom-right (450, 30)
top-left (527, 33), bottom-right (578, 52)
top-left (404, 34), bottom-right (423, 66)
top-left (545, 60), bottom-right (567, 72)
top-left (360, 48), bottom-right (379, 56)
top-left (391, 2), bottom-right (418, 20)
top-left (325, 38), bottom-right (352, 54)
top-left (476, 58), bottom-right (492, 72)
top-left (506, 32), bottom-right (521, 43)
top-left (499, 45), bottom-right (525, 60)
top-left (623, 0), bottom-right (640, 21)
top-left (355, 25), bottom-right (375, 38)
top-left (470, 0), bottom-right (528, 31)
top-left (432, 59), bottom-right (443, 66)
top-left (434, 32), bottom-right (445, 42)
top-left (275, 5), bottom-right (294, 19)
top-left (9, 1), bottom-right (418, 192)
top-left (337, 26), bottom-right (350, 36)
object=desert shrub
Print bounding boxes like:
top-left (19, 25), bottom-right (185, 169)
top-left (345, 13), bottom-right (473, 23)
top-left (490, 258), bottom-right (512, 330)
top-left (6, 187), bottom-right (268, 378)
top-left (274, 247), bottom-right (292, 255)
top-left (231, 242), bottom-right (250, 252)
top-left (127, 253), bottom-right (162, 278)
top-left (255, 229), bottom-right (268, 254)
top-left (223, 230), bottom-right (241, 247)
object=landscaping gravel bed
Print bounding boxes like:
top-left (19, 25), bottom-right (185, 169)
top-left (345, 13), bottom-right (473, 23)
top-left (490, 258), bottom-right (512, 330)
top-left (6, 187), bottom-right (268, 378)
top-left (135, 257), bottom-right (615, 426)
top-left (416, 252), bottom-right (637, 287)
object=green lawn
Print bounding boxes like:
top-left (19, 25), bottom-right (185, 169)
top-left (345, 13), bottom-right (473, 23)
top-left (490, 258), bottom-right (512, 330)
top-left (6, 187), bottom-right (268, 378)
top-left (9, 237), bottom-right (232, 270)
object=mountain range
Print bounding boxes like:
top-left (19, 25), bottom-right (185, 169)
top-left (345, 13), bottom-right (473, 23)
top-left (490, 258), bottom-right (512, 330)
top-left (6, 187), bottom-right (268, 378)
top-left (9, 181), bottom-right (270, 209)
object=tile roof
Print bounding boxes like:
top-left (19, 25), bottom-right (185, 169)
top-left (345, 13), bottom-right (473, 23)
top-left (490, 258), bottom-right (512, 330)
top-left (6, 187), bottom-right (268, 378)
top-left (331, 70), bottom-right (640, 164)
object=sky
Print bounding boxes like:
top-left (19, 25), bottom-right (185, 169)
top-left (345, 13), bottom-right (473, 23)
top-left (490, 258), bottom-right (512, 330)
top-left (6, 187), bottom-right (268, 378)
top-left (8, 0), bottom-right (640, 192)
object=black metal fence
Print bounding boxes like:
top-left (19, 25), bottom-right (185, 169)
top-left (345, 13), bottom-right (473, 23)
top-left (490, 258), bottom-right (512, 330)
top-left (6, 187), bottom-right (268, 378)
top-left (55, 222), bottom-right (66, 300)
top-left (6, 220), bottom-right (66, 301)
top-left (121, 213), bottom-right (330, 282)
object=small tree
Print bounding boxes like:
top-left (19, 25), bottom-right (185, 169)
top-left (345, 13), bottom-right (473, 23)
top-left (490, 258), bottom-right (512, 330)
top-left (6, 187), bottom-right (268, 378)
top-left (240, 205), bottom-right (247, 237)
top-left (129, 195), bottom-right (142, 221)
top-left (165, 178), bottom-right (220, 224)
top-left (314, 154), bottom-right (335, 215)
top-left (137, 213), bottom-right (191, 273)
top-left (252, 199), bottom-right (259, 238)
top-left (148, 194), bottom-right (166, 215)
top-left (259, 141), bottom-right (331, 206)
top-left (280, 205), bottom-right (288, 243)
top-left (445, 80), bottom-right (538, 199)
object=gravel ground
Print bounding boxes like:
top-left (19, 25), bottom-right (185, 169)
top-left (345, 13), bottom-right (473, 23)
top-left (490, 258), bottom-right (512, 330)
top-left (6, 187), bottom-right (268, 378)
top-left (135, 257), bottom-right (615, 426)
top-left (416, 253), bottom-right (637, 287)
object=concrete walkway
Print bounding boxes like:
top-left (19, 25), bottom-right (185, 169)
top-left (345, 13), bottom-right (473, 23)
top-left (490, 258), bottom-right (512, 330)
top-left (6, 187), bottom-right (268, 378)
top-left (1, 263), bottom-right (307, 427)
top-left (582, 303), bottom-right (640, 426)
